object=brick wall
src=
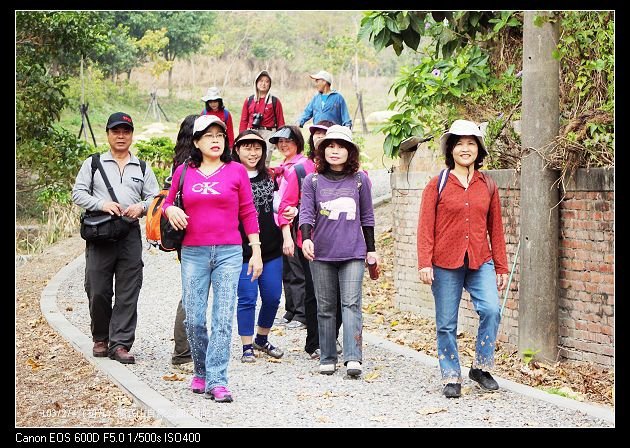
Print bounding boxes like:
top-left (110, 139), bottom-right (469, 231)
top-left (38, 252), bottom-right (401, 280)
top-left (391, 146), bottom-right (614, 368)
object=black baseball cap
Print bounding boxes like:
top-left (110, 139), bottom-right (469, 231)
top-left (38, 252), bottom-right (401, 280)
top-left (106, 112), bottom-right (134, 130)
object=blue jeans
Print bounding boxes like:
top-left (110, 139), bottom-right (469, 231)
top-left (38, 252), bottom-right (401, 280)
top-left (310, 259), bottom-right (364, 365)
top-left (432, 259), bottom-right (501, 384)
top-left (180, 244), bottom-right (242, 391)
top-left (236, 256), bottom-right (283, 335)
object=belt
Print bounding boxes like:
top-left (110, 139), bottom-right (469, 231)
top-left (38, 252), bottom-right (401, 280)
top-left (252, 126), bottom-right (276, 131)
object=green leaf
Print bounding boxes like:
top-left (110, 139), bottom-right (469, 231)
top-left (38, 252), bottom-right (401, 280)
top-left (401, 28), bottom-right (421, 51)
top-left (385, 16), bottom-right (400, 33)
top-left (373, 15), bottom-right (385, 34)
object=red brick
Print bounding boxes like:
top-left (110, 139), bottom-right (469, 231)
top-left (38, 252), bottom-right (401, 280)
top-left (575, 321), bottom-right (589, 331)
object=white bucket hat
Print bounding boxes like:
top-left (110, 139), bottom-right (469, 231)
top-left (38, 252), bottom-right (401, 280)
top-left (439, 119), bottom-right (487, 156)
top-left (309, 70), bottom-right (333, 85)
top-left (316, 125), bottom-right (358, 153)
top-left (193, 115), bottom-right (226, 134)
top-left (201, 86), bottom-right (222, 102)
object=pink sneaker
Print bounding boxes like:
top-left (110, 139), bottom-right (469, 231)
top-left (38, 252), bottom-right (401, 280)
top-left (190, 376), bottom-right (205, 394)
top-left (206, 385), bottom-right (233, 403)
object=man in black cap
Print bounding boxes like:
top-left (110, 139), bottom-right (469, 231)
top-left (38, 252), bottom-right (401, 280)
top-left (72, 112), bottom-right (159, 364)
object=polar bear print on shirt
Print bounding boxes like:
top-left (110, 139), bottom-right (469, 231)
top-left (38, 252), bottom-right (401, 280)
top-left (319, 197), bottom-right (356, 220)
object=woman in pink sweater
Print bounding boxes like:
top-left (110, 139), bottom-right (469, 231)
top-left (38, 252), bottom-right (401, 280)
top-left (163, 115), bottom-right (262, 403)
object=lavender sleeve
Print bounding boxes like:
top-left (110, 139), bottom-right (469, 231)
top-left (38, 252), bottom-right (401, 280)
top-left (358, 171), bottom-right (375, 227)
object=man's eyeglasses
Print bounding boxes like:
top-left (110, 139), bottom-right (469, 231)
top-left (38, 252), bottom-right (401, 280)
top-left (201, 133), bottom-right (225, 141)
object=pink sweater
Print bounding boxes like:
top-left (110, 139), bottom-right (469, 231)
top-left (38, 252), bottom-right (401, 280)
top-left (163, 162), bottom-right (259, 246)
top-left (277, 158), bottom-right (316, 248)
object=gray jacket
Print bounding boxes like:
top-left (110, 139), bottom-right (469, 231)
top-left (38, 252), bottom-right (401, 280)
top-left (72, 151), bottom-right (159, 219)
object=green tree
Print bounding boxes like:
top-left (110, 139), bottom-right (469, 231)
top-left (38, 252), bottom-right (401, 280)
top-left (360, 10), bottom-right (613, 166)
top-left (95, 24), bottom-right (140, 82)
top-left (16, 11), bottom-right (109, 211)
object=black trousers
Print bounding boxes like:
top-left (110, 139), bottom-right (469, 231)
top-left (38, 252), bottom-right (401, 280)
top-left (84, 224), bottom-right (143, 355)
top-left (282, 244), bottom-right (306, 324)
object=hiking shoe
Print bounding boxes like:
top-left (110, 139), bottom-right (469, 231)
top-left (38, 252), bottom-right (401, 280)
top-left (319, 363), bottom-right (336, 375)
top-left (109, 347), bottom-right (135, 364)
top-left (443, 383), bottom-right (461, 398)
top-left (93, 341), bottom-right (108, 358)
top-left (205, 386), bottom-right (233, 403)
top-left (309, 349), bottom-right (321, 360)
top-left (346, 361), bottom-right (362, 377)
top-left (253, 341), bottom-right (284, 359)
top-left (190, 376), bottom-right (205, 394)
top-left (285, 320), bottom-right (307, 329)
top-left (336, 339), bottom-right (343, 354)
top-left (241, 347), bottom-right (256, 363)
top-left (469, 367), bottom-right (499, 391)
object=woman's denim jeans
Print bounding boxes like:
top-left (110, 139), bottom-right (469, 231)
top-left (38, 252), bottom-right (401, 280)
top-left (310, 259), bottom-right (364, 365)
top-left (236, 255), bottom-right (283, 335)
top-left (181, 244), bottom-right (242, 391)
top-left (431, 260), bottom-right (501, 384)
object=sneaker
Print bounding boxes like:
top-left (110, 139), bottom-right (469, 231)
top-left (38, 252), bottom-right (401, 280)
top-left (190, 376), bottom-right (205, 394)
top-left (443, 383), bottom-right (461, 398)
top-left (205, 385), bottom-right (233, 403)
top-left (253, 341), bottom-right (284, 359)
top-left (469, 367), bottom-right (499, 391)
top-left (336, 339), bottom-right (343, 354)
top-left (309, 349), bottom-right (321, 360)
top-left (241, 347), bottom-right (256, 363)
top-left (319, 363), bottom-right (336, 375)
top-left (274, 317), bottom-right (290, 326)
top-left (285, 320), bottom-right (307, 329)
top-left (346, 361), bottom-right (362, 377)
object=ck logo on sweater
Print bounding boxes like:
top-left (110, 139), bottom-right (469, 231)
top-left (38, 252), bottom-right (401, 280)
top-left (192, 182), bottom-right (220, 195)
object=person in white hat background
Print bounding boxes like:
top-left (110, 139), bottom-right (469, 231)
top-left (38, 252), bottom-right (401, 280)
top-left (298, 125), bottom-right (377, 377)
top-left (230, 130), bottom-right (285, 364)
top-left (163, 114), bottom-right (262, 403)
top-left (297, 70), bottom-right (352, 129)
top-left (200, 86), bottom-right (235, 148)
top-left (416, 119), bottom-right (509, 399)
top-left (239, 70), bottom-right (286, 166)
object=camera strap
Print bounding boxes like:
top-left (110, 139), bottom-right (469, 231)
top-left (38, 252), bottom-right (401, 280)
top-left (248, 94), bottom-right (277, 128)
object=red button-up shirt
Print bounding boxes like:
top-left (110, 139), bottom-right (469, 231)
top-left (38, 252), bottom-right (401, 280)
top-left (417, 170), bottom-right (508, 274)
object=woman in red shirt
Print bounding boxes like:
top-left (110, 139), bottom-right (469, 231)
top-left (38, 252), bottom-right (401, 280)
top-left (417, 119), bottom-right (508, 399)
top-left (200, 86), bottom-right (235, 148)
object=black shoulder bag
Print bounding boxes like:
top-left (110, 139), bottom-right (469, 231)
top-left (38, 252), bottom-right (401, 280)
top-left (80, 154), bottom-right (131, 243)
top-left (159, 163), bottom-right (189, 251)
